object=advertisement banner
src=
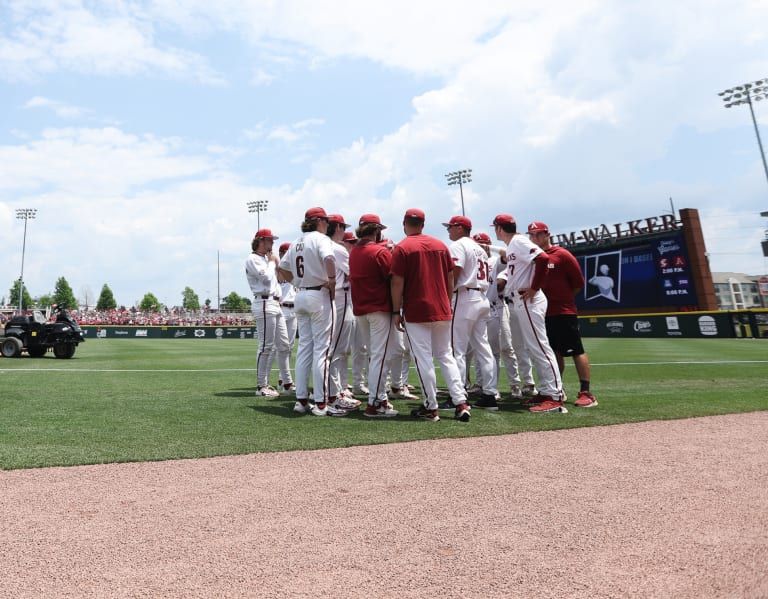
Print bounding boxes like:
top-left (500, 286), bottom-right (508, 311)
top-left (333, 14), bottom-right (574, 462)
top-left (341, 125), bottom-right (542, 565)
top-left (81, 326), bottom-right (256, 339)
top-left (579, 312), bottom-right (734, 338)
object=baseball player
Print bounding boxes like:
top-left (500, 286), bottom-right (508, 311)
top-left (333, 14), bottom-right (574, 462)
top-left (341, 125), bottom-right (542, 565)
top-left (278, 207), bottom-right (348, 417)
top-left (275, 241), bottom-right (296, 392)
top-left (442, 215), bottom-right (498, 410)
top-left (325, 214), bottom-right (360, 410)
top-left (391, 208), bottom-right (470, 422)
top-left (245, 229), bottom-right (291, 397)
top-left (472, 232), bottom-right (523, 398)
top-left (343, 231), bottom-right (370, 394)
top-left (527, 221), bottom-right (598, 407)
top-left (492, 213), bottom-right (567, 414)
top-left (349, 213), bottom-right (399, 417)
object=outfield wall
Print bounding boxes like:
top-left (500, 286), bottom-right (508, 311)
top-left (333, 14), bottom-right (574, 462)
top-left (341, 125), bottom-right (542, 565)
top-left (578, 309), bottom-right (768, 339)
top-left (78, 309), bottom-right (768, 340)
top-left (80, 326), bottom-right (255, 339)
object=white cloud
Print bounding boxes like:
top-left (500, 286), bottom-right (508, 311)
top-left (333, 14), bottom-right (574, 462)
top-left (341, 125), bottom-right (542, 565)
top-left (0, 0), bottom-right (224, 83)
top-left (24, 95), bottom-right (87, 118)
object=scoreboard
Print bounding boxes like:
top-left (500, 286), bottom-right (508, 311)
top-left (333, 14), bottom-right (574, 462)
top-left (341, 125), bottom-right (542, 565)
top-left (571, 231), bottom-right (698, 311)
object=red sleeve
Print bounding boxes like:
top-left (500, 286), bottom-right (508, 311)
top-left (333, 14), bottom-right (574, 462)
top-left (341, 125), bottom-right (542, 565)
top-left (530, 253), bottom-right (550, 291)
top-left (390, 246), bottom-right (406, 277)
top-left (563, 250), bottom-right (585, 291)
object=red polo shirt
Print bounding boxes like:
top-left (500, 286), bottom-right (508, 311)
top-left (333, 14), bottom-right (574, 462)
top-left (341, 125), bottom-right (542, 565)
top-left (349, 240), bottom-right (392, 316)
top-left (541, 245), bottom-right (584, 316)
top-left (390, 234), bottom-right (453, 323)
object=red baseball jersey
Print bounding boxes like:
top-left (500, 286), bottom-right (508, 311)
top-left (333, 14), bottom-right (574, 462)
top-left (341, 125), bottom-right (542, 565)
top-left (349, 240), bottom-right (393, 316)
top-left (390, 234), bottom-right (453, 323)
top-left (541, 245), bottom-right (585, 316)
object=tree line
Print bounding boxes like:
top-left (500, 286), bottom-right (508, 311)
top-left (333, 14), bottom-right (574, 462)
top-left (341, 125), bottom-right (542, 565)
top-left (4, 279), bottom-right (253, 312)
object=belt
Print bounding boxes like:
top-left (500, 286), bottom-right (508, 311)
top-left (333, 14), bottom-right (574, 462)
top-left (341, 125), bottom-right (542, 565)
top-left (504, 297), bottom-right (514, 304)
top-left (256, 294), bottom-right (280, 300)
top-left (300, 286), bottom-right (324, 291)
top-left (342, 286), bottom-right (350, 291)
top-left (281, 302), bottom-right (294, 308)
top-left (454, 287), bottom-right (481, 293)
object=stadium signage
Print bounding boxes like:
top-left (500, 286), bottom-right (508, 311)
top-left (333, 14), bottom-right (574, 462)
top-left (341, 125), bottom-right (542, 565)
top-left (633, 320), bottom-right (652, 332)
top-left (554, 214), bottom-right (680, 247)
top-left (606, 320), bottom-right (624, 333)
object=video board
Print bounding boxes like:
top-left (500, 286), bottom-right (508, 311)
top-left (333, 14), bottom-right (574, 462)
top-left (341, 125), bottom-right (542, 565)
top-left (572, 232), bottom-right (698, 310)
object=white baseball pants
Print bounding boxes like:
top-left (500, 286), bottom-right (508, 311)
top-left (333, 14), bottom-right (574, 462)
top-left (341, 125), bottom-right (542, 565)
top-left (403, 320), bottom-right (466, 410)
top-left (355, 312), bottom-right (398, 405)
top-left (451, 291), bottom-right (497, 395)
top-left (253, 298), bottom-right (290, 388)
top-left (294, 289), bottom-right (334, 403)
top-left (508, 291), bottom-right (564, 399)
top-left (328, 292), bottom-right (354, 397)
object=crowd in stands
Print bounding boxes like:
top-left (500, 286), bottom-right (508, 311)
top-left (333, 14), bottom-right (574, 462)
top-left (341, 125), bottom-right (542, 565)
top-left (72, 308), bottom-right (254, 326)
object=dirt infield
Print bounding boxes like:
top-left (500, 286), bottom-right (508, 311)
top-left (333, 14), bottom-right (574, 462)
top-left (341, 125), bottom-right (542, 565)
top-left (1, 412), bottom-right (767, 598)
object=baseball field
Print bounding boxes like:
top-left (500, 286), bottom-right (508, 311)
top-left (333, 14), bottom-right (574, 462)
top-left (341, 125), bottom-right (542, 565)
top-left (1, 337), bottom-right (765, 470)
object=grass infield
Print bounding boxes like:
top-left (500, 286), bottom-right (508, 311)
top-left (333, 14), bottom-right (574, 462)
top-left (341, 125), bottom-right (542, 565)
top-left (0, 338), bottom-right (766, 470)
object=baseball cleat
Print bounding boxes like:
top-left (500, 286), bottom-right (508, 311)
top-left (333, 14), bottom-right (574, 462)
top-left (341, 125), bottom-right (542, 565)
top-left (410, 406), bottom-right (440, 422)
top-left (454, 403), bottom-right (471, 422)
top-left (364, 401), bottom-right (399, 418)
top-left (390, 386), bottom-right (418, 399)
top-left (529, 399), bottom-right (568, 414)
top-left (293, 401), bottom-right (311, 414)
top-left (437, 400), bottom-right (455, 410)
top-left (258, 386), bottom-right (280, 397)
top-left (575, 391), bottom-right (598, 408)
top-left (509, 384), bottom-right (523, 400)
top-left (330, 395), bottom-right (361, 411)
top-left (473, 394), bottom-right (499, 411)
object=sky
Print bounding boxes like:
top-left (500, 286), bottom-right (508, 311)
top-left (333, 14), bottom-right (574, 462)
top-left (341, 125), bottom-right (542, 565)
top-left (1, 0), bottom-right (767, 309)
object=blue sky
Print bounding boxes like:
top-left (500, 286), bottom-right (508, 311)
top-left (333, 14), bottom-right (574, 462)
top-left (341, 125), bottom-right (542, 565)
top-left (1, 0), bottom-right (767, 308)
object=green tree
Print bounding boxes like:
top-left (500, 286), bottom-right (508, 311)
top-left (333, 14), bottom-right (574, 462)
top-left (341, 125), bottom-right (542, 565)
top-left (139, 292), bottom-right (162, 312)
top-left (221, 291), bottom-right (251, 312)
top-left (52, 276), bottom-right (78, 309)
top-left (181, 286), bottom-right (200, 310)
top-left (96, 284), bottom-right (117, 310)
top-left (204, 298), bottom-right (211, 309)
top-left (9, 279), bottom-right (33, 310)
top-left (36, 293), bottom-right (54, 308)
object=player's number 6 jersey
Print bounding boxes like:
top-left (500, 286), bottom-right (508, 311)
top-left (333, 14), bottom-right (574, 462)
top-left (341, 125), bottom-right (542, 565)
top-left (278, 231), bottom-right (335, 288)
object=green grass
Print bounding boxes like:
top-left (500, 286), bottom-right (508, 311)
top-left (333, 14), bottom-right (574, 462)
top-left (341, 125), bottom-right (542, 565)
top-left (0, 338), bottom-right (766, 470)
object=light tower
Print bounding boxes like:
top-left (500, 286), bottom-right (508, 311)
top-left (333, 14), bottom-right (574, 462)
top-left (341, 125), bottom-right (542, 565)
top-left (247, 199), bottom-right (270, 230)
top-left (15, 208), bottom-right (37, 313)
top-left (445, 169), bottom-right (472, 216)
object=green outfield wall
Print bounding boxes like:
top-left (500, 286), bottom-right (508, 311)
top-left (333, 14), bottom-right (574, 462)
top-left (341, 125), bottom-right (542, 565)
top-left (77, 310), bottom-right (767, 340)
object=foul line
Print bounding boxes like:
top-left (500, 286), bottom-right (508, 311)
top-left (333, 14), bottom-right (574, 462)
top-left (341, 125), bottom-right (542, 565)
top-left (0, 360), bottom-right (767, 374)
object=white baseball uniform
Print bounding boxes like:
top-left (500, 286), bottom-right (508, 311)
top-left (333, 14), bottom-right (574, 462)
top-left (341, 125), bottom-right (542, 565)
top-left (275, 279), bottom-right (297, 386)
top-left (449, 236), bottom-right (497, 395)
top-left (245, 252), bottom-right (290, 389)
top-left (328, 241), bottom-right (354, 398)
top-left (278, 231), bottom-right (335, 403)
top-left (502, 234), bottom-right (563, 400)
top-left (481, 255), bottom-right (523, 390)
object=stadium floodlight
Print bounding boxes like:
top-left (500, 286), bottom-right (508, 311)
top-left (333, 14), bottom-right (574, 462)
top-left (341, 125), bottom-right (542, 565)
top-left (247, 199), bottom-right (269, 230)
top-left (445, 168), bottom-right (473, 216)
top-left (719, 77), bottom-right (768, 189)
top-left (15, 208), bottom-right (37, 314)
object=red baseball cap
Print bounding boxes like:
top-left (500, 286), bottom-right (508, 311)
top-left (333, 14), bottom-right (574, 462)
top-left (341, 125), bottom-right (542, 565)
top-left (404, 208), bottom-right (425, 220)
top-left (442, 215), bottom-right (472, 230)
top-left (472, 232), bottom-right (491, 244)
top-left (358, 213), bottom-right (387, 229)
top-left (328, 214), bottom-right (349, 226)
top-left (491, 214), bottom-right (516, 226)
top-left (527, 221), bottom-right (549, 234)
top-left (342, 231), bottom-right (358, 243)
top-left (255, 228), bottom-right (278, 239)
top-left (305, 206), bottom-right (328, 220)
top-left (278, 242), bottom-right (290, 252)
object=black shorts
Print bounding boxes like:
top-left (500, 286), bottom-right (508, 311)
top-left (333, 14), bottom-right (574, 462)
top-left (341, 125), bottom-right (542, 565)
top-left (545, 315), bottom-right (585, 357)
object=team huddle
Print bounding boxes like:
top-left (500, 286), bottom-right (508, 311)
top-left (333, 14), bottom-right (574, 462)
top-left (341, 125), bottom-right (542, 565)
top-left (245, 207), bottom-right (598, 422)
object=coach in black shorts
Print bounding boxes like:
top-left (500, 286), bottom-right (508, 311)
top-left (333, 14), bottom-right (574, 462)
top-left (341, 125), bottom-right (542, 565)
top-left (527, 221), bottom-right (598, 408)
